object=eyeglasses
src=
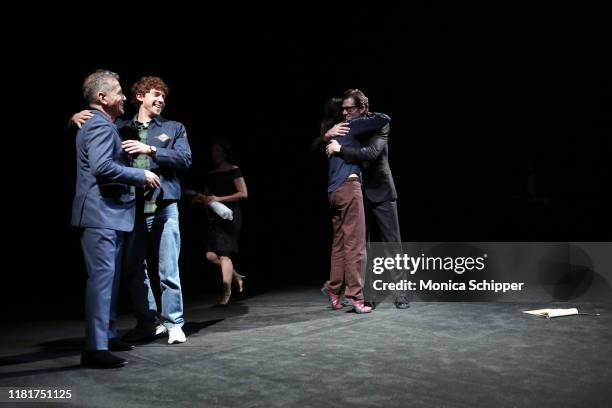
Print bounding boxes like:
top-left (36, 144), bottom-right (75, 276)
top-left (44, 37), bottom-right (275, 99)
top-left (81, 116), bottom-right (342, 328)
top-left (342, 106), bottom-right (358, 113)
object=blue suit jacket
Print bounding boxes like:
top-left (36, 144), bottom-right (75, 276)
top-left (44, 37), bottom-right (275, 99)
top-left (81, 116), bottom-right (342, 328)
top-left (116, 116), bottom-right (191, 201)
top-left (71, 110), bottom-right (146, 232)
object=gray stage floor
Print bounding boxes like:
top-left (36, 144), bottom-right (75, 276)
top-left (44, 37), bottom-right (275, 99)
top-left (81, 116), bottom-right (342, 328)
top-left (1, 287), bottom-right (611, 407)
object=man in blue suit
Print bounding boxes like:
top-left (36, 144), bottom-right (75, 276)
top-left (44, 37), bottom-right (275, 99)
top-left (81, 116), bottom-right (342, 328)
top-left (72, 70), bottom-right (160, 368)
top-left (72, 76), bottom-right (192, 345)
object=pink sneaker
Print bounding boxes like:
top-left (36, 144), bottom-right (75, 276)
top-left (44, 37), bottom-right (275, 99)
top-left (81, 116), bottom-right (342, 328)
top-left (321, 287), bottom-right (343, 310)
top-left (346, 299), bottom-right (372, 314)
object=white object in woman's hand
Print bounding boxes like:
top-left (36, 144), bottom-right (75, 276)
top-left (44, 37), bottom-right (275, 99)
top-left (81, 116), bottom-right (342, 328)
top-left (209, 201), bottom-right (233, 220)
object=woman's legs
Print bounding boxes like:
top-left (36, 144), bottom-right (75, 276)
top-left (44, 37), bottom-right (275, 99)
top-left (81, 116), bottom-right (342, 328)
top-left (206, 251), bottom-right (221, 267)
top-left (206, 251), bottom-right (243, 294)
top-left (218, 256), bottom-right (234, 304)
top-left (206, 251), bottom-right (231, 303)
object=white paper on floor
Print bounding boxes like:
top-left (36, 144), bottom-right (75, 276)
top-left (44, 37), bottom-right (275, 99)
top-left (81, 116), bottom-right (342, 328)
top-left (523, 308), bottom-right (601, 318)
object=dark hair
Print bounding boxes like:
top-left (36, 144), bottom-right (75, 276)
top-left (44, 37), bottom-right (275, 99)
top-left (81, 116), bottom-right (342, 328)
top-left (342, 89), bottom-right (369, 115)
top-left (320, 97), bottom-right (343, 137)
top-left (210, 138), bottom-right (237, 165)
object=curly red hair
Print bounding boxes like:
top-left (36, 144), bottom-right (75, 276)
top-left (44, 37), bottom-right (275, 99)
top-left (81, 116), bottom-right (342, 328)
top-left (131, 76), bottom-right (170, 106)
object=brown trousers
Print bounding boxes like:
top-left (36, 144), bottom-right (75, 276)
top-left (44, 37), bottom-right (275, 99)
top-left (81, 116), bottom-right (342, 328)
top-left (324, 179), bottom-right (366, 301)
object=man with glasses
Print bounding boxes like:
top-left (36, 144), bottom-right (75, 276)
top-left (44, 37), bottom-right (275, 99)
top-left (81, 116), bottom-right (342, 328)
top-left (325, 89), bottom-right (409, 310)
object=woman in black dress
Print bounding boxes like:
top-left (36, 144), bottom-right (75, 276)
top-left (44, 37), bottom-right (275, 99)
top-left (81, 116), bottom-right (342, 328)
top-left (191, 139), bottom-right (248, 304)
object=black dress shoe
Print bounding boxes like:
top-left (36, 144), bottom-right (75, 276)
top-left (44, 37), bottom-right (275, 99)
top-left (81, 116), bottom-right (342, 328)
top-left (81, 350), bottom-right (127, 369)
top-left (394, 295), bottom-right (410, 309)
top-left (109, 339), bottom-right (135, 351)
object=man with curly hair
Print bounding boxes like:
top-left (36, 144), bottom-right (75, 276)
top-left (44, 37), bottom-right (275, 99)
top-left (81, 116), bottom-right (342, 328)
top-left (72, 76), bottom-right (192, 344)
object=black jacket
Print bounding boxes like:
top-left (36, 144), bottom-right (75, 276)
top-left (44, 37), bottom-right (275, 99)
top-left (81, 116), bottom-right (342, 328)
top-left (339, 123), bottom-right (397, 203)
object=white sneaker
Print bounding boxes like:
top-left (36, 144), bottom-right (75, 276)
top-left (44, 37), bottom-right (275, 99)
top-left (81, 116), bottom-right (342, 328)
top-left (155, 324), bottom-right (168, 336)
top-left (168, 326), bottom-right (186, 344)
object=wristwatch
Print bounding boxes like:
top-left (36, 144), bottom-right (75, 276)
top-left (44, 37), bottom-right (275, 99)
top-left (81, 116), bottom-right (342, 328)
top-left (149, 145), bottom-right (157, 157)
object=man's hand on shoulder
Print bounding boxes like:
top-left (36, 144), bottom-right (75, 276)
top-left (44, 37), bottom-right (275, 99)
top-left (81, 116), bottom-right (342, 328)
top-left (71, 110), bottom-right (94, 129)
top-left (324, 122), bottom-right (350, 141)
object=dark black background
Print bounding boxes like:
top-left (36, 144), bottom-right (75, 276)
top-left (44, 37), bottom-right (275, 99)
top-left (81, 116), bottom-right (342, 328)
top-left (7, 2), bottom-right (611, 318)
